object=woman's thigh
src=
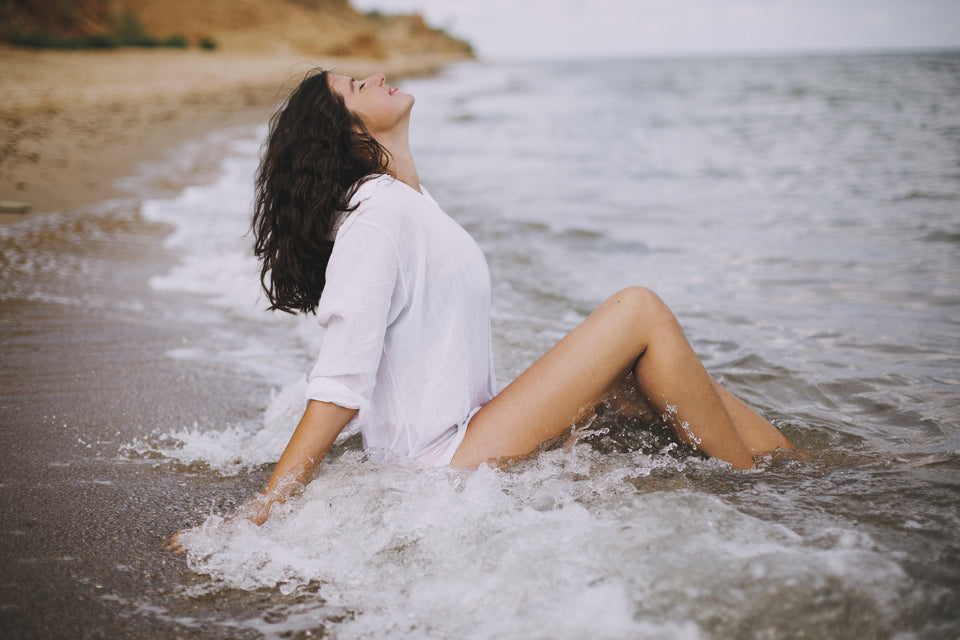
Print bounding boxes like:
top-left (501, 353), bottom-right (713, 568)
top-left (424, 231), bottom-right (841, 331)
top-left (451, 288), bottom-right (666, 468)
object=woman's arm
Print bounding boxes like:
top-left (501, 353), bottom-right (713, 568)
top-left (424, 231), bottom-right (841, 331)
top-left (238, 400), bottom-right (357, 525)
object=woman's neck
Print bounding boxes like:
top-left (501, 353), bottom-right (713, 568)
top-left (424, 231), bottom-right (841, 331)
top-left (388, 149), bottom-right (420, 193)
top-left (377, 118), bottom-right (420, 193)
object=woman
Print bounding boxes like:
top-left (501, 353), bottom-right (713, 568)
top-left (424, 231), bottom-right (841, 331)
top-left (235, 69), bottom-right (796, 526)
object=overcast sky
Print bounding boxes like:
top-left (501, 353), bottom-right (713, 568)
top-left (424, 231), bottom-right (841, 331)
top-left (352, 0), bottom-right (960, 60)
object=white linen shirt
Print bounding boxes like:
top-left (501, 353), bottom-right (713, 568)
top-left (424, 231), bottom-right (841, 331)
top-left (305, 174), bottom-right (497, 464)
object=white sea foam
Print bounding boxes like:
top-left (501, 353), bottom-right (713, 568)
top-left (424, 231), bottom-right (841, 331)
top-left (123, 378), bottom-right (313, 474)
top-left (172, 446), bottom-right (908, 640)
top-left (141, 144), bottom-right (265, 319)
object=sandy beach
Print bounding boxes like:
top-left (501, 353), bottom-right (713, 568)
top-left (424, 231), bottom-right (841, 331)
top-left (0, 45), bottom-right (465, 219)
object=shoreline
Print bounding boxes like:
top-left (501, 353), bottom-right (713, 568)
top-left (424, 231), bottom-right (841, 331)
top-left (0, 46), bottom-right (469, 221)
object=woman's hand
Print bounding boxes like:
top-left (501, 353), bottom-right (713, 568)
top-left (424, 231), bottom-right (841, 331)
top-left (167, 529), bottom-right (189, 554)
top-left (232, 492), bottom-right (277, 526)
top-left (168, 401), bottom-right (356, 553)
top-left (167, 493), bottom-right (279, 553)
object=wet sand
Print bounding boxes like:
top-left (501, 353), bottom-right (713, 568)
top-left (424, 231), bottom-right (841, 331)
top-left (0, 211), bottom-right (272, 637)
top-left (0, 47), bottom-right (463, 638)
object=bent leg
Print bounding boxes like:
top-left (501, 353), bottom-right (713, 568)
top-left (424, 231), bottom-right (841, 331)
top-left (710, 377), bottom-right (795, 455)
top-left (451, 287), bottom-right (757, 470)
top-left (594, 372), bottom-right (794, 456)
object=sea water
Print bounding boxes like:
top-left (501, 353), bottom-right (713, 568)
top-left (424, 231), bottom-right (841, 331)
top-left (119, 52), bottom-right (958, 638)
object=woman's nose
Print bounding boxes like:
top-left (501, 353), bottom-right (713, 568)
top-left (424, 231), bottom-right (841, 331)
top-left (365, 73), bottom-right (385, 86)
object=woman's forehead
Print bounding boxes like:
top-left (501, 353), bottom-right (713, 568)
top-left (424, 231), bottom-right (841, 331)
top-left (327, 74), bottom-right (352, 94)
top-left (327, 73), bottom-right (353, 95)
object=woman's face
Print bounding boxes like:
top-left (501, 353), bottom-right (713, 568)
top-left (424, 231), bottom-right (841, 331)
top-left (328, 73), bottom-right (414, 136)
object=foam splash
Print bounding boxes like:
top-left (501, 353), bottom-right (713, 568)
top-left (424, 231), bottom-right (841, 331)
top-left (122, 379), bottom-right (309, 475)
top-left (663, 402), bottom-right (702, 447)
top-left (172, 446), bottom-right (909, 640)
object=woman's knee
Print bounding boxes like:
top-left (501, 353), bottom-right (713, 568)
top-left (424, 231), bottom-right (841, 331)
top-left (605, 287), bottom-right (673, 324)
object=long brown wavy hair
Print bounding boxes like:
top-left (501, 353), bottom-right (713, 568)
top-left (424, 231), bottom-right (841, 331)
top-left (252, 69), bottom-right (390, 314)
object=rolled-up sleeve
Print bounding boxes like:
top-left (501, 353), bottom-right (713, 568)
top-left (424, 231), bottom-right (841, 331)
top-left (305, 216), bottom-right (405, 413)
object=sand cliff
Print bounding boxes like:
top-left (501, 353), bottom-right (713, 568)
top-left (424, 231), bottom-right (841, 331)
top-left (0, 0), bottom-right (474, 217)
